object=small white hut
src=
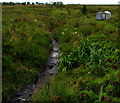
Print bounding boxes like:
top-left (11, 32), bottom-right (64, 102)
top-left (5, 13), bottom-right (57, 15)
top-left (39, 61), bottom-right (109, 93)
top-left (96, 11), bottom-right (111, 20)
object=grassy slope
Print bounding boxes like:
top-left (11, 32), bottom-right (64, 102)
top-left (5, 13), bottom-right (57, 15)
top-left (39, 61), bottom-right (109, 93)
top-left (32, 5), bottom-right (120, 102)
top-left (2, 5), bottom-right (53, 101)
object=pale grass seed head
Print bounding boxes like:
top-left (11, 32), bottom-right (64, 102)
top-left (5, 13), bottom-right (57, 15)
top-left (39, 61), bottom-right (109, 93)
top-left (75, 32), bottom-right (77, 34)
top-left (62, 32), bottom-right (64, 35)
top-left (35, 19), bottom-right (37, 22)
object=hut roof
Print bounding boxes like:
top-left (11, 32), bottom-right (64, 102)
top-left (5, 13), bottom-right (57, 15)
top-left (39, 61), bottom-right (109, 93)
top-left (104, 11), bottom-right (111, 13)
top-left (96, 11), bottom-right (111, 14)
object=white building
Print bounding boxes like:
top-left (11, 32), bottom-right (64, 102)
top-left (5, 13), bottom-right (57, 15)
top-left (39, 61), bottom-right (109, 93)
top-left (96, 11), bottom-right (111, 20)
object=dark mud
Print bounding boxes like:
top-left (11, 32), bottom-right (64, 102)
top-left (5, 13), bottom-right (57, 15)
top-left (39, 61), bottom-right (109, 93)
top-left (10, 38), bottom-right (59, 102)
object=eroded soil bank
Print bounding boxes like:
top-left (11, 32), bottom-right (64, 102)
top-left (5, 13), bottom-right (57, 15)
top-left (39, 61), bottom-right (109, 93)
top-left (11, 38), bottom-right (59, 102)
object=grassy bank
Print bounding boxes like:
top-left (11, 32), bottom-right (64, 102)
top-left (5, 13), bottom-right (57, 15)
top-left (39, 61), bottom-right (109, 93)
top-left (2, 5), bottom-right (53, 101)
top-left (32, 5), bottom-right (120, 102)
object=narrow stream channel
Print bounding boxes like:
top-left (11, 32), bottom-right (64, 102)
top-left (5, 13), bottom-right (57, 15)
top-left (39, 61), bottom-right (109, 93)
top-left (11, 38), bottom-right (59, 102)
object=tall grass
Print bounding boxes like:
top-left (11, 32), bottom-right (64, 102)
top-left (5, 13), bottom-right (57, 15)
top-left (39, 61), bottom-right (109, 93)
top-left (2, 5), bottom-right (53, 101)
top-left (33, 77), bottom-right (73, 102)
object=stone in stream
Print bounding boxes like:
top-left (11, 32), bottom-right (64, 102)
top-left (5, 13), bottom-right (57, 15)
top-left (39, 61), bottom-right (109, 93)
top-left (49, 71), bottom-right (57, 75)
top-left (52, 40), bottom-right (57, 45)
top-left (52, 65), bottom-right (58, 70)
top-left (33, 85), bottom-right (35, 88)
top-left (53, 47), bottom-right (58, 52)
top-left (24, 91), bottom-right (28, 94)
top-left (51, 52), bottom-right (58, 58)
top-left (48, 63), bottom-right (54, 69)
top-left (49, 72), bottom-right (54, 75)
top-left (48, 58), bottom-right (58, 65)
top-left (47, 66), bottom-right (58, 75)
top-left (17, 97), bottom-right (26, 101)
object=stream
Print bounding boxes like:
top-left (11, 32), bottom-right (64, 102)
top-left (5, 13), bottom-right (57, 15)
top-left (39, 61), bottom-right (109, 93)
top-left (11, 38), bottom-right (59, 102)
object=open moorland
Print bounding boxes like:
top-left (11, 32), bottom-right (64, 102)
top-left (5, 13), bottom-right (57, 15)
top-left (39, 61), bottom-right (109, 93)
top-left (2, 4), bottom-right (120, 102)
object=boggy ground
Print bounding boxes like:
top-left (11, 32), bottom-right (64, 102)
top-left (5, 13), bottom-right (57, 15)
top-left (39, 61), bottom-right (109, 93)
top-left (2, 4), bottom-right (120, 102)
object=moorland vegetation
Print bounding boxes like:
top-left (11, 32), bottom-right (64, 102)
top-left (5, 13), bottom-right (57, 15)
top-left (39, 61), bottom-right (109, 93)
top-left (2, 4), bottom-right (120, 102)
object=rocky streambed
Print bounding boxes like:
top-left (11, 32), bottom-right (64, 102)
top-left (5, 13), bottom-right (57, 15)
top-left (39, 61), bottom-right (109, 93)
top-left (11, 38), bottom-right (59, 102)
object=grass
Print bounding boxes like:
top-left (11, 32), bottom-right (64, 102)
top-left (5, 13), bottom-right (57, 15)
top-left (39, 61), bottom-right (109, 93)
top-left (2, 5), bottom-right (53, 101)
top-left (2, 4), bottom-right (120, 102)
top-left (33, 77), bottom-right (73, 102)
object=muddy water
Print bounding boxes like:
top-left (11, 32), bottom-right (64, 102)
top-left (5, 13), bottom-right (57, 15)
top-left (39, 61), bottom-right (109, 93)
top-left (11, 38), bottom-right (59, 102)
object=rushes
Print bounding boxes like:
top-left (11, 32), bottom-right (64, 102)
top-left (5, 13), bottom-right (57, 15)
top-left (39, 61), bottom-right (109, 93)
top-left (98, 85), bottom-right (103, 101)
top-left (59, 35), bottom-right (119, 77)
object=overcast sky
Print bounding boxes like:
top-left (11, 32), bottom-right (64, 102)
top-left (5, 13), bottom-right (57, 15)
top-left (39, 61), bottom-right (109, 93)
top-left (0, 0), bottom-right (119, 4)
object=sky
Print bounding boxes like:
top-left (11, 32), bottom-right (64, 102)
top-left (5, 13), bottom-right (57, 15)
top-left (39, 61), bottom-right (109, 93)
top-left (0, 0), bottom-right (119, 4)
